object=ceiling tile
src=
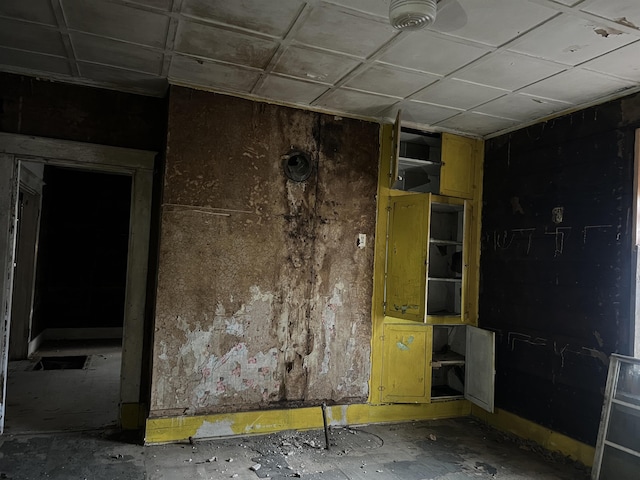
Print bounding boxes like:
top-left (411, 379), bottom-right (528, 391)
top-left (169, 55), bottom-right (261, 92)
top-left (432, 0), bottom-right (557, 47)
top-left (0, 18), bottom-right (66, 56)
top-left (176, 20), bottom-right (278, 68)
top-left (127, 0), bottom-right (173, 11)
top-left (62, 0), bottom-right (170, 49)
top-left (78, 62), bottom-right (167, 95)
top-left (346, 64), bottom-right (439, 97)
top-left (323, 0), bottom-right (388, 18)
top-left (256, 75), bottom-right (328, 104)
top-left (0, 47), bottom-right (70, 75)
top-left (377, 31), bottom-right (490, 75)
top-left (412, 79), bottom-right (506, 109)
top-left (455, 51), bottom-right (566, 90)
top-left (71, 33), bottom-right (164, 75)
top-left (520, 68), bottom-right (635, 104)
top-left (181, 0), bottom-right (303, 37)
top-left (581, 1), bottom-right (640, 30)
top-left (582, 40), bottom-right (640, 81)
top-left (508, 14), bottom-right (636, 66)
top-left (316, 88), bottom-right (397, 116)
top-left (435, 111), bottom-right (519, 136)
top-left (473, 93), bottom-right (570, 121)
top-left (401, 100), bottom-right (462, 125)
top-left (294, 5), bottom-right (398, 58)
top-left (0, 0), bottom-right (57, 26)
top-left (273, 45), bottom-right (360, 83)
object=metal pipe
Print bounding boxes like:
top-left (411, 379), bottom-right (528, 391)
top-left (321, 402), bottom-right (330, 450)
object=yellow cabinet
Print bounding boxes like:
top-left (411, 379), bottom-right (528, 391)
top-left (385, 194), bottom-right (469, 324)
top-left (381, 324), bottom-right (432, 403)
top-left (390, 118), bottom-right (477, 200)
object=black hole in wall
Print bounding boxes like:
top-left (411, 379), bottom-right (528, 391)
top-left (283, 151), bottom-right (312, 182)
top-left (33, 355), bottom-right (88, 371)
top-left (286, 361), bottom-right (294, 373)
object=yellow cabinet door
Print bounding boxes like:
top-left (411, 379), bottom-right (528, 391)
top-left (440, 133), bottom-right (476, 200)
top-left (385, 194), bottom-right (430, 321)
top-left (381, 324), bottom-right (432, 403)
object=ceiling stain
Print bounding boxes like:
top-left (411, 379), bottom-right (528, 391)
top-left (614, 17), bottom-right (638, 29)
top-left (594, 27), bottom-right (623, 38)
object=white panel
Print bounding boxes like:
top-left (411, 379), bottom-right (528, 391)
top-left (435, 111), bottom-right (519, 136)
top-left (346, 64), bottom-right (440, 97)
top-left (465, 326), bottom-right (495, 413)
top-left (474, 94), bottom-right (570, 122)
top-left (182, 0), bottom-right (304, 37)
top-left (401, 101), bottom-right (462, 125)
top-left (0, 48), bottom-right (70, 76)
top-left (520, 68), bottom-right (635, 104)
top-left (582, 1), bottom-right (640, 30)
top-left (0, 18), bottom-right (66, 56)
top-left (582, 40), bottom-right (640, 81)
top-left (378, 31), bottom-right (489, 75)
top-left (412, 79), bottom-right (506, 110)
top-left (509, 15), bottom-right (636, 66)
top-left (324, 0), bottom-right (388, 18)
top-left (294, 5), bottom-right (398, 58)
top-left (316, 88), bottom-right (398, 116)
top-left (169, 55), bottom-right (261, 92)
top-left (62, 0), bottom-right (170, 48)
top-left (273, 45), bottom-right (360, 84)
top-left (176, 20), bottom-right (278, 68)
top-left (0, 0), bottom-right (57, 26)
top-left (454, 51), bottom-right (566, 90)
top-left (256, 75), bottom-right (328, 104)
top-left (432, 0), bottom-right (557, 47)
top-left (77, 62), bottom-right (168, 96)
top-left (71, 33), bottom-right (164, 75)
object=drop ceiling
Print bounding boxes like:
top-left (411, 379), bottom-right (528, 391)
top-left (1, 0), bottom-right (640, 138)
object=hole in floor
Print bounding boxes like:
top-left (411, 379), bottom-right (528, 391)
top-left (33, 355), bottom-right (89, 371)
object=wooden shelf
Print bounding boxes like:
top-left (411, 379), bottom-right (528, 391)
top-left (432, 351), bottom-right (465, 368)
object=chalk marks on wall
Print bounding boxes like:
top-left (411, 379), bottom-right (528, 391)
top-left (485, 224), bottom-right (615, 257)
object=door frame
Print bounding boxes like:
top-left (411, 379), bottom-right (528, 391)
top-left (0, 132), bottom-right (155, 433)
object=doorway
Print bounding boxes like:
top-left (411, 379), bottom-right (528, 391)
top-left (5, 166), bottom-right (132, 433)
top-left (0, 133), bottom-right (155, 434)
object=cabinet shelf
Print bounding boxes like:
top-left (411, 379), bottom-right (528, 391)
top-left (429, 239), bottom-right (462, 246)
top-left (398, 156), bottom-right (441, 167)
top-left (432, 351), bottom-right (465, 367)
top-left (428, 277), bottom-right (462, 283)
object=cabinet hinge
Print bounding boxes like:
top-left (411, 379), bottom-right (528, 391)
top-left (378, 386), bottom-right (385, 391)
top-left (379, 335), bottom-right (385, 341)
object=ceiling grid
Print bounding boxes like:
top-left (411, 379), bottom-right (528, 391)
top-left (0, 0), bottom-right (639, 137)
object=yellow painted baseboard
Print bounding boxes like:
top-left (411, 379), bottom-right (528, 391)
top-left (145, 400), bottom-right (471, 444)
top-left (471, 405), bottom-right (595, 467)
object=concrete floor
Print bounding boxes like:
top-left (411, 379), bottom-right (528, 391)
top-left (5, 339), bottom-right (121, 434)
top-left (0, 418), bottom-right (590, 479)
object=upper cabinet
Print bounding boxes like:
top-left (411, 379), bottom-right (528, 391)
top-left (390, 117), bottom-right (476, 200)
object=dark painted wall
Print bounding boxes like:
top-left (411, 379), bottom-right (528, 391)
top-left (0, 72), bottom-right (165, 151)
top-left (31, 167), bottom-right (131, 337)
top-left (481, 92), bottom-right (640, 445)
top-left (150, 88), bottom-right (379, 417)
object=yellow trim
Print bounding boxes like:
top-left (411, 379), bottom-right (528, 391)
top-left (471, 406), bottom-right (595, 467)
top-left (145, 401), bottom-right (471, 444)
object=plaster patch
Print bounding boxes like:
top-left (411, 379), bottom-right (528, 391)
top-left (225, 319), bottom-right (244, 336)
top-left (195, 419), bottom-right (235, 438)
top-left (320, 282), bottom-right (344, 374)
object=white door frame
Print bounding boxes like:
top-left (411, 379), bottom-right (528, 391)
top-left (0, 132), bottom-right (155, 433)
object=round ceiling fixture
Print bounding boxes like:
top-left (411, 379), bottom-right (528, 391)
top-left (282, 150), bottom-right (313, 182)
top-left (389, 0), bottom-right (437, 31)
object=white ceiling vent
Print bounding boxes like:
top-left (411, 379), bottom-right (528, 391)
top-left (389, 0), bottom-right (437, 31)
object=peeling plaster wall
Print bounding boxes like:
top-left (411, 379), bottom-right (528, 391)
top-left (481, 90), bottom-right (640, 445)
top-left (150, 88), bottom-right (378, 416)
